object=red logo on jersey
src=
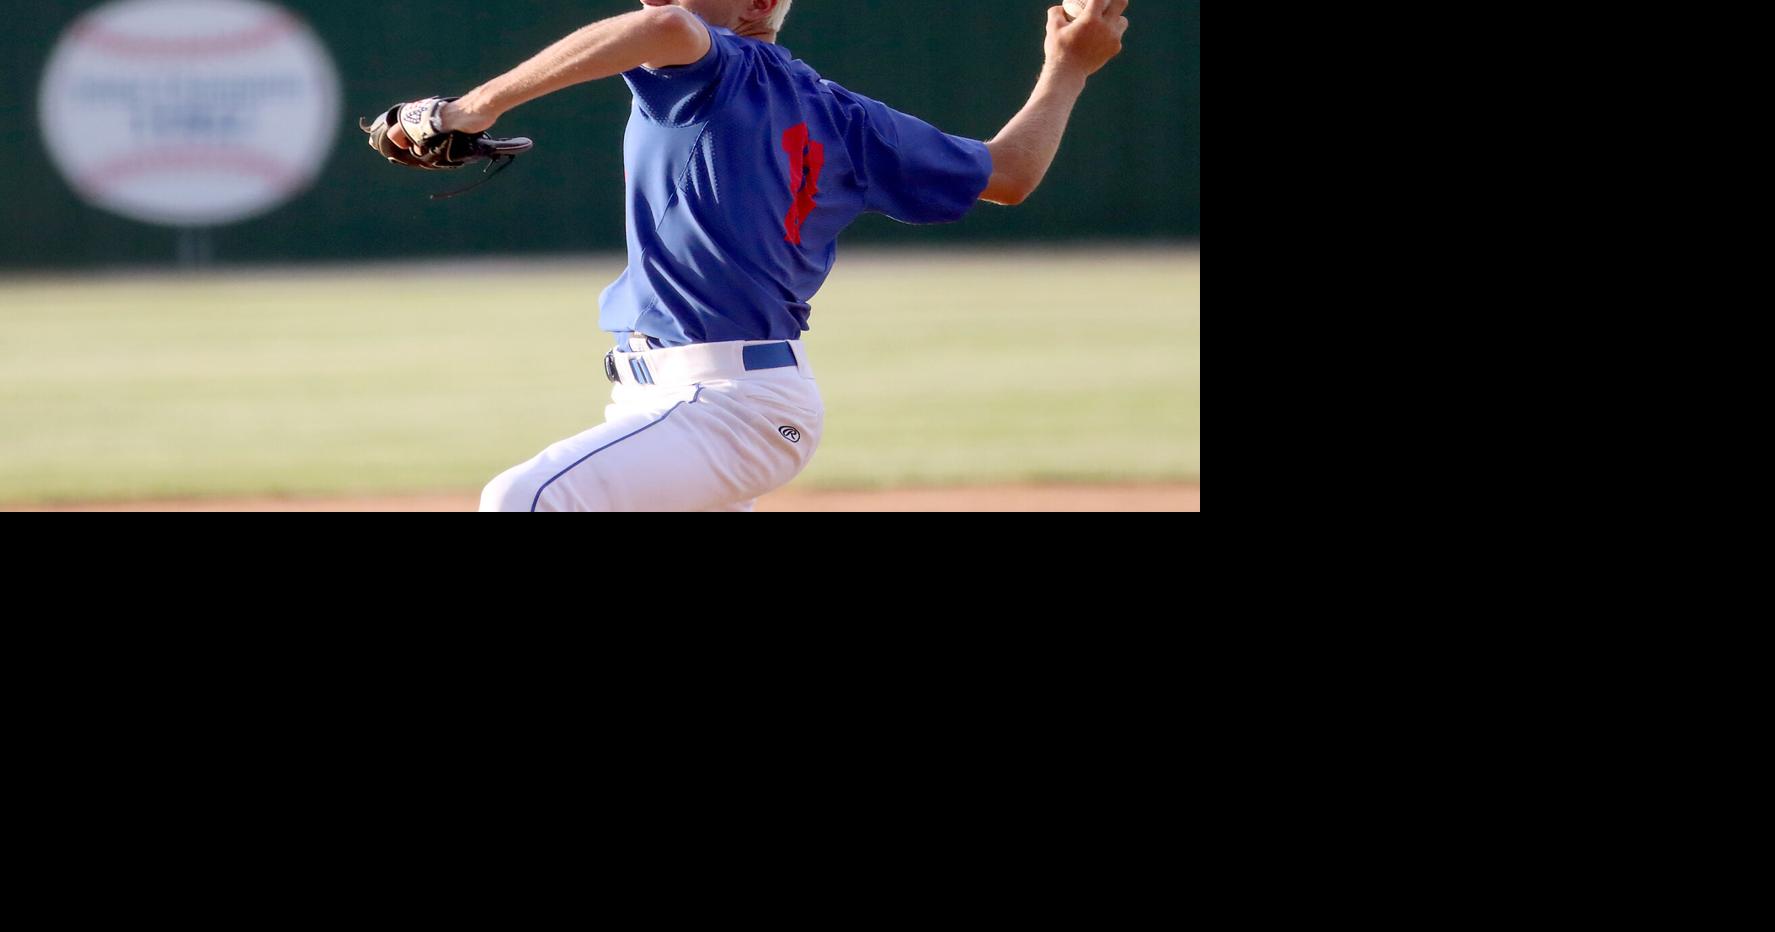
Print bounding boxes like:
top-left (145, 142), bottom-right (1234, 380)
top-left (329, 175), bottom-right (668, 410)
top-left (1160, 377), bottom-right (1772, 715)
top-left (782, 123), bottom-right (825, 245)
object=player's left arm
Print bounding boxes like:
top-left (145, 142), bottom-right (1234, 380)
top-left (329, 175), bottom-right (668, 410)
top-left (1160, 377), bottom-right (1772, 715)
top-left (387, 5), bottom-right (709, 150)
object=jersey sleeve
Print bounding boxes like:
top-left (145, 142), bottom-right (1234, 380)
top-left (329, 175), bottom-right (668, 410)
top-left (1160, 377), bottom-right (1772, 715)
top-left (851, 94), bottom-right (993, 225)
top-left (621, 21), bottom-right (740, 126)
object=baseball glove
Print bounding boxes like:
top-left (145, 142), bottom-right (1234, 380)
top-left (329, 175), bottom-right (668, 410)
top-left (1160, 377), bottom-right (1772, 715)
top-left (360, 97), bottom-right (534, 199)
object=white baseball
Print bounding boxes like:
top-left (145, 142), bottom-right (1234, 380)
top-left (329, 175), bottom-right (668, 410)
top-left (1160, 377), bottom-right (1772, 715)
top-left (1062, 0), bottom-right (1088, 21)
top-left (37, 0), bottom-right (341, 228)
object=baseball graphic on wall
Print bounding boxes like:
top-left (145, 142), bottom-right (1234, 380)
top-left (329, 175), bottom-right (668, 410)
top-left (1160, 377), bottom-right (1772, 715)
top-left (38, 0), bottom-right (342, 227)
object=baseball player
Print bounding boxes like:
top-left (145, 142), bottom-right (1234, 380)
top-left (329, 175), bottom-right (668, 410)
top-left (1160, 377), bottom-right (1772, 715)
top-left (372, 0), bottom-right (1129, 511)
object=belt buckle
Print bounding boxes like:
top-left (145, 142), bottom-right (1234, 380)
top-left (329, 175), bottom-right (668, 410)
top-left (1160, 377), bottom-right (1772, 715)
top-left (604, 350), bottom-right (619, 383)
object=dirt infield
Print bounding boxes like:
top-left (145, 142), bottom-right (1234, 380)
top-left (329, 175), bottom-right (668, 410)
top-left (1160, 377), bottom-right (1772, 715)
top-left (10, 484), bottom-right (1199, 512)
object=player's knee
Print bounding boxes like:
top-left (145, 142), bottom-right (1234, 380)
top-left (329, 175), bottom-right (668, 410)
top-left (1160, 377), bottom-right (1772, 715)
top-left (480, 460), bottom-right (607, 512)
top-left (479, 466), bottom-right (543, 513)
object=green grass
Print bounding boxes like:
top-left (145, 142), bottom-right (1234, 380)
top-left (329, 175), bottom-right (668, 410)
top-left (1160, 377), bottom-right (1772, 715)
top-left (0, 250), bottom-right (1199, 503)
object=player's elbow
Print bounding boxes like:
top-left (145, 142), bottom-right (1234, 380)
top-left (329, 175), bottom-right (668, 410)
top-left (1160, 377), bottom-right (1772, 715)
top-left (980, 142), bottom-right (1041, 205)
top-left (981, 172), bottom-right (1037, 206)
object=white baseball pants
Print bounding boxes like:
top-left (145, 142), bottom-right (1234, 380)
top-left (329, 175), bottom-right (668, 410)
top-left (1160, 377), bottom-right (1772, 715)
top-left (479, 339), bottom-right (823, 512)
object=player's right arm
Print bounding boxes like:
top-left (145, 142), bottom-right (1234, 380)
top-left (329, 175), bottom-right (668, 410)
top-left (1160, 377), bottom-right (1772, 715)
top-left (387, 5), bottom-right (710, 149)
top-left (980, 0), bottom-right (1129, 206)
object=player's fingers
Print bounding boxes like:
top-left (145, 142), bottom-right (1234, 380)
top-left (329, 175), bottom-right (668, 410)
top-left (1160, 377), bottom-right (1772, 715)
top-left (1114, 15), bottom-right (1130, 36)
top-left (1105, 0), bottom-right (1129, 16)
top-left (388, 121), bottom-right (412, 151)
top-left (1047, 5), bottom-right (1068, 31)
top-left (1082, 0), bottom-right (1112, 16)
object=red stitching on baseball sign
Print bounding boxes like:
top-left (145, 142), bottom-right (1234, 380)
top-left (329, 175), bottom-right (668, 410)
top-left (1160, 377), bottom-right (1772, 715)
top-left (781, 123), bottom-right (824, 245)
top-left (76, 148), bottom-right (299, 193)
top-left (67, 11), bottom-right (300, 58)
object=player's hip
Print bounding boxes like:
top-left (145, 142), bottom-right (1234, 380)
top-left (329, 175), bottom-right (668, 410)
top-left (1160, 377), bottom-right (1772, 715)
top-left (603, 338), bottom-right (824, 464)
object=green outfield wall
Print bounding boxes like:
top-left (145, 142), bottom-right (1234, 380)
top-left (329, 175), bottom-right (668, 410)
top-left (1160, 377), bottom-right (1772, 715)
top-left (0, 1), bottom-right (1199, 270)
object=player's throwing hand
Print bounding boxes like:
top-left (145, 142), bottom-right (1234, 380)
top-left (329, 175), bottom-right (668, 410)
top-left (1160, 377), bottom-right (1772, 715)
top-left (1048, 0), bottom-right (1130, 78)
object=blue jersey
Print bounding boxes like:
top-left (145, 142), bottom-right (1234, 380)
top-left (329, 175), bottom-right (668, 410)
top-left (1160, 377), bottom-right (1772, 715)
top-left (600, 19), bottom-right (993, 348)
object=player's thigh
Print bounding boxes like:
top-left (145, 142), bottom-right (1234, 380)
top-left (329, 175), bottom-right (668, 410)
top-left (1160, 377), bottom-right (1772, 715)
top-left (479, 409), bottom-right (667, 513)
top-left (480, 387), bottom-right (810, 512)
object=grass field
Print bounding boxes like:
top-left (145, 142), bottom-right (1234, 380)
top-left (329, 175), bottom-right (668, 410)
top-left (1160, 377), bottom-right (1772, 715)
top-left (0, 249), bottom-right (1199, 505)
